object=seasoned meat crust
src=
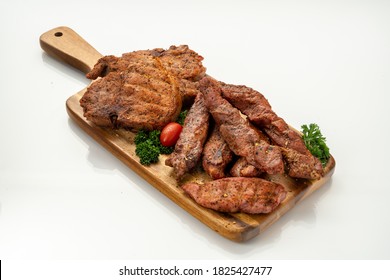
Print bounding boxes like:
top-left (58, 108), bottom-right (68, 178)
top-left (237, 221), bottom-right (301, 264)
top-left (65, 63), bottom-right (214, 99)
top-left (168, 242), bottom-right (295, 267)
top-left (182, 177), bottom-right (287, 214)
top-left (153, 45), bottom-right (206, 82)
top-left (202, 125), bottom-right (233, 179)
top-left (220, 82), bottom-right (323, 179)
top-left (165, 92), bottom-right (209, 180)
top-left (80, 70), bottom-right (181, 130)
top-left (281, 148), bottom-right (323, 179)
top-left (80, 45), bottom-right (206, 130)
top-left (87, 45), bottom-right (206, 102)
top-left (199, 76), bottom-right (284, 175)
top-left (230, 157), bottom-right (262, 177)
top-left (228, 126), bottom-right (269, 177)
top-left (220, 82), bottom-right (310, 155)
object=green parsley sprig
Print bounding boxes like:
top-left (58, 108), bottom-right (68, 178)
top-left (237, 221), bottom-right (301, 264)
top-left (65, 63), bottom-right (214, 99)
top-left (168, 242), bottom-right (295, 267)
top-left (134, 109), bottom-right (187, 165)
top-left (135, 130), bottom-right (174, 165)
top-left (301, 123), bottom-right (330, 166)
top-left (176, 110), bottom-right (188, 126)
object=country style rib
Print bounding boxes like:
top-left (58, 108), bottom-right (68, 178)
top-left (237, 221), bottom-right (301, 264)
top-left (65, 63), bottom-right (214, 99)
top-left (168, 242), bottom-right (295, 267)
top-left (202, 125), bottom-right (234, 179)
top-left (281, 148), bottom-right (324, 179)
top-left (199, 76), bottom-right (284, 175)
top-left (165, 92), bottom-right (209, 180)
top-left (182, 177), bottom-right (287, 214)
top-left (220, 82), bottom-right (324, 179)
top-left (220, 82), bottom-right (310, 155)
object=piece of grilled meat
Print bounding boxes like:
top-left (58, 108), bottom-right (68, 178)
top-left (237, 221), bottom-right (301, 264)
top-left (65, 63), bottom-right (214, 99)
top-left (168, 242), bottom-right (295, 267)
top-left (281, 148), bottom-right (323, 179)
top-left (86, 45), bottom-right (205, 103)
top-left (202, 125), bottom-right (234, 179)
top-left (230, 157), bottom-right (262, 177)
top-left (165, 92), bottom-right (209, 180)
top-left (199, 76), bottom-right (284, 175)
top-left (80, 70), bottom-right (181, 130)
top-left (182, 177), bottom-right (287, 214)
top-left (228, 125), bottom-right (270, 177)
top-left (80, 45), bottom-right (206, 130)
top-left (220, 82), bottom-right (309, 155)
top-left (220, 82), bottom-right (323, 179)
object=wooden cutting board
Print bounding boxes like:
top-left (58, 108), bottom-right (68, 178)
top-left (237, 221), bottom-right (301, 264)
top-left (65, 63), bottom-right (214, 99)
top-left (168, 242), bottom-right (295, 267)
top-left (40, 26), bottom-right (336, 242)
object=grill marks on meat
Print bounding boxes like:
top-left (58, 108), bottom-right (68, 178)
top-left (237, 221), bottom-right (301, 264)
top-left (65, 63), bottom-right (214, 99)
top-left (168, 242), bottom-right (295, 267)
top-left (220, 82), bottom-right (323, 179)
top-left (81, 71), bottom-right (181, 130)
top-left (199, 76), bottom-right (284, 175)
top-left (81, 50), bottom-right (183, 130)
top-left (165, 92), bottom-right (209, 180)
top-left (86, 45), bottom-right (206, 103)
top-left (182, 177), bottom-right (287, 214)
top-left (81, 45), bottom-right (206, 130)
top-left (202, 125), bottom-right (234, 179)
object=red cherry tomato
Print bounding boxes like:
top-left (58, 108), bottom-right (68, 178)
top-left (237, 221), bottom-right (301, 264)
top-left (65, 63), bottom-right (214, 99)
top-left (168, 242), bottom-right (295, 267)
top-left (160, 122), bottom-right (183, 147)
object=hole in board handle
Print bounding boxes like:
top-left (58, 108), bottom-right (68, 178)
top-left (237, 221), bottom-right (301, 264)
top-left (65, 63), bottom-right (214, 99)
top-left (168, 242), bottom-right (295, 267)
top-left (54, 32), bottom-right (63, 37)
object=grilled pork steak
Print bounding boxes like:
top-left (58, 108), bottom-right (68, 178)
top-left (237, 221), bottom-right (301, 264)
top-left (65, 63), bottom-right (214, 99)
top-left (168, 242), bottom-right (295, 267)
top-left (80, 45), bottom-right (206, 130)
top-left (202, 125), bottom-right (234, 179)
top-left (182, 177), bottom-right (287, 214)
top-left (80, 70), bottom-right (181, 130)
top-left (86, 45), bottom-right (205, 103)
top-left (165, 92), bottom-right (209, 180)
top-left (199, 76), bottom-right (284, 175)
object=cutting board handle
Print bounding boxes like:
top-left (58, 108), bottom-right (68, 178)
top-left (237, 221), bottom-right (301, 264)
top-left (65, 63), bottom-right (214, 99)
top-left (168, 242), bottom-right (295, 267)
top-left (40, 26), bottom-right (103, 75)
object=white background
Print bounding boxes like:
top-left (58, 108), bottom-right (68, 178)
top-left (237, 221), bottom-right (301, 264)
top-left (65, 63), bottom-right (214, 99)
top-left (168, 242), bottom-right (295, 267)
top-left (1, 0), bottom-right (389, 260)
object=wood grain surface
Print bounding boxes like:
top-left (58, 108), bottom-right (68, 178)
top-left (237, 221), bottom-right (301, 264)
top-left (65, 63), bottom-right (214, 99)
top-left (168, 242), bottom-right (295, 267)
top-left (40, 26), bottom-right (103, 74)
top-left (42, 26), bottom-right (336, 242)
